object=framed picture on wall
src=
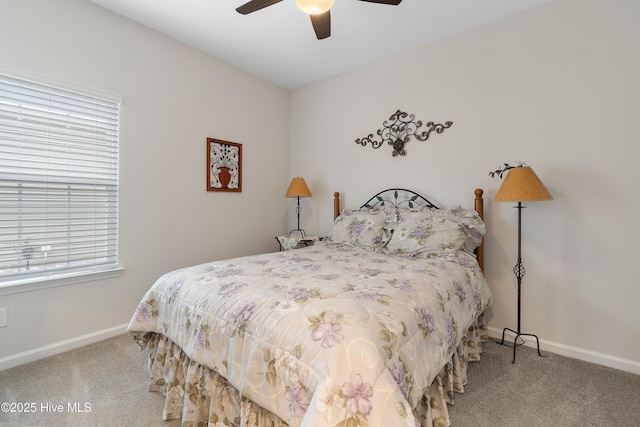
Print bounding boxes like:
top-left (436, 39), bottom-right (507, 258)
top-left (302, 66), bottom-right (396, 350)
top-left (207, 138), bottom-right (242, 192)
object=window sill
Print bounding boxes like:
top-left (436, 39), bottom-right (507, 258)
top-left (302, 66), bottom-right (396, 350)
top-left (0, 267), bottom-right (124, 296)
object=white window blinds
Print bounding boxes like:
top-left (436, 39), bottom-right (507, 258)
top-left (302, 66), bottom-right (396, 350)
top-left (0, 73), bottom-right (120, 284)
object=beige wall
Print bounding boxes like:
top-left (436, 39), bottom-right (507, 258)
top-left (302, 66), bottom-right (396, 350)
top-left (290, 0), bottom-right (640, 371)
top-left (0, 0), bottom-right (290, 362)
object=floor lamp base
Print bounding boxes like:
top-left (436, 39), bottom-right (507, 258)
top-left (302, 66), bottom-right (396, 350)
top-left (500, 327), bottom-right (546, 364)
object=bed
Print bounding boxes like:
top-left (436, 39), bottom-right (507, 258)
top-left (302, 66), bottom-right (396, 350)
top-left (128, 188), bottom-right (492, 427)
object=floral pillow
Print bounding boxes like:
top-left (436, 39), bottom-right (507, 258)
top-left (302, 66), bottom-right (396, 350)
top-left (445, 206), bottom-right (486, 253)
top-left (330, 208), bottom-right (395, 250)
top-left (385, 207), bottom-right (485, 255)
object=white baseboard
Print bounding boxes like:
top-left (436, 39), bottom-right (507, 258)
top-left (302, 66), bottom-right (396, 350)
top-left (2, 324), bottom-right (639, 376)
top-left (0, 323), bottom-right (128, 372)
top-left (487, 326), bottom-right (640, 375)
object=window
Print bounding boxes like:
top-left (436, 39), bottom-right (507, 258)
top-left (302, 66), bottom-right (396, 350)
top-left (0, 72), bottom-right (120, 290)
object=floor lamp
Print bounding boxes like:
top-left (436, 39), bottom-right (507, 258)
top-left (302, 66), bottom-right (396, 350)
top-left (285, 177), bottom-right (312, 238)
top-left (494, 166), bottom-right (553, 363)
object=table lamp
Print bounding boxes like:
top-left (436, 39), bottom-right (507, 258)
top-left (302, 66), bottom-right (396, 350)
top-left (285, 177), bottom-right (312, 237)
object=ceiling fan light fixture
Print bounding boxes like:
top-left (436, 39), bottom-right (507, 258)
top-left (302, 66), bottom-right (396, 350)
top-left (295, 0), bottom-right (334, 14)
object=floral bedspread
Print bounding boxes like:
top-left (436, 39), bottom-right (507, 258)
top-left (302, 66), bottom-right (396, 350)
top-left (128, 242), bottom-right (492, 427)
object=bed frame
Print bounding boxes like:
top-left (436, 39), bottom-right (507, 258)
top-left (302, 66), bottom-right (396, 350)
top-left (332, 188), bottom-right (485, 270)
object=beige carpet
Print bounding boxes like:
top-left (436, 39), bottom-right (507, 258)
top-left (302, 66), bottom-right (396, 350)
top-left (448, 339), bottom-right (640, 426)
top-left (1, 334), bottom-right (639, 427)
top-left (0, 334), bottom-right (180, 427)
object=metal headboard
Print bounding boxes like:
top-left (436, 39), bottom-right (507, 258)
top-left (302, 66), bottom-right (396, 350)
top-left (360, 188), bottom-right (438, 209)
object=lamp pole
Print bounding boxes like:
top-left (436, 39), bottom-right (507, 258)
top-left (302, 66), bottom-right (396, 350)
top-left (296, 196), bottom-right (302, 232)
top-left (515, 202), bottom-right (524, 335)
top-left (500, 201), bottom-right (546, 363)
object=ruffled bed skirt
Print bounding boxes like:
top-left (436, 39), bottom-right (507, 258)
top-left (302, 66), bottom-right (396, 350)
top-left (130, 313), bottom-right (489, 427)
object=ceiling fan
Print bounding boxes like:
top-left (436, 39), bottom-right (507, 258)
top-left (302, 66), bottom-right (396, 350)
top-left (236, 0), bottom-right (403, 40)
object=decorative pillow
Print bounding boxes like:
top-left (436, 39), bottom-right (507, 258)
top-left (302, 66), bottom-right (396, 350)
top-left (386, 208), bottom-right (463, 254)
top-left (330, 207), bottom-right (395, 250)
top-left (444, 206), bottom-right (486, 253)
top-left (385, 206), bottom-right (485, 255)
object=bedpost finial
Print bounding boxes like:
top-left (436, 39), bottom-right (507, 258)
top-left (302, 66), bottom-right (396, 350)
top-left (475, 188), bottom-right (483, 198)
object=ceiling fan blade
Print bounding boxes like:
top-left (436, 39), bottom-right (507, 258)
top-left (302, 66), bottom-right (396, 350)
top-left (358, 0), bottom-right (403, 5)
top-left (236, 0), bottom-right (283, 15)
top-left (310, 11), bottom-right (331, 40)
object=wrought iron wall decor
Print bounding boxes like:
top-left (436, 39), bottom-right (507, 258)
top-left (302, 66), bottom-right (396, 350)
top-left (355, 109), bottom-right (453, 156)
top-left (207, 138), bottom-right (242, 192)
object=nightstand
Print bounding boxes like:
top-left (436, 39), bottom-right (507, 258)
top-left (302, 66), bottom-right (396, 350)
top-left (276, 235), bottom-right (319, 251)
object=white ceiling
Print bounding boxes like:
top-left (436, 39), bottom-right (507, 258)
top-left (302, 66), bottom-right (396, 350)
top-left (89, 0), bottom-right (556, 89)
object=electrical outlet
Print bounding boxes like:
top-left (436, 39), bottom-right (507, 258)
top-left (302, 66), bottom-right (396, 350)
top-left (0, 307), bottom-right (7, 328)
